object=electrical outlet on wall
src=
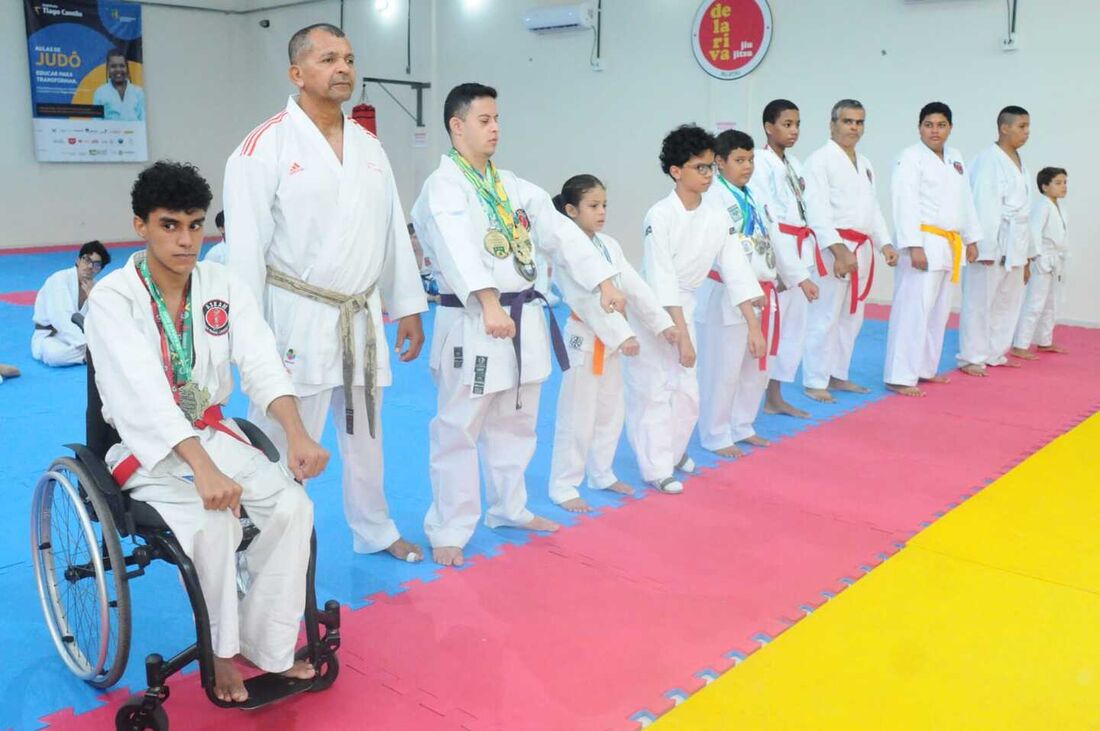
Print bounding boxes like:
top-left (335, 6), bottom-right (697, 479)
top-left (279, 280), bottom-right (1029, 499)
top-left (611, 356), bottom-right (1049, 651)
top-left (591, 58), bottom-right (606, 72)
top-left (1002, 33), bottom-right (1019, 52)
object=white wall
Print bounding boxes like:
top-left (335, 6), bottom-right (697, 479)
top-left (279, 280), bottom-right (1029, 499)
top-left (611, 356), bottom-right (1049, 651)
top-left (3, 0), bottom-right (1097, 324)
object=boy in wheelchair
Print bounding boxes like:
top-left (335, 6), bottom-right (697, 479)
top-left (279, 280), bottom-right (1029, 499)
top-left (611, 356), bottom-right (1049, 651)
top-left (85, 160), bottom-right (330, 703)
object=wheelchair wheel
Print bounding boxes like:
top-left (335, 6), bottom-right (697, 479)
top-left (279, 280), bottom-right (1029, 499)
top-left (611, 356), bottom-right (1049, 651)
top-left (115, 696), bottom-right (168, 731)
top-left (31, 456), bottom-right (131, 688)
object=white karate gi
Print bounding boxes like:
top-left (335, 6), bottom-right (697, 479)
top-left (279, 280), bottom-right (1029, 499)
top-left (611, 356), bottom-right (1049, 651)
top-left (624, 191), bottom-right (762, 480)
top-left (411, 155), bottom-right (616, 548)
top-left (958, 144), bottom-right (1036, 367)
top-left (749, 147), bottom-right (826, 384)
top-left (884, 143), bottom-right (982, 387)
top-left (1014, 196), bottom-right (1068, 349)
top-left (92, 81), bottom-right (145, 121)
top-left (31, 267), bottom-right (88, 366)
top-left (224, 96), bottom-right (427, 554)
top-left (86, 255), bottom-right (312, 673)
top-left (696, 182), bottom-right (777, 449)
top-left (802, 140), bottom-right (891, 388)
top-left (548, 232), bottom-right (672, 505)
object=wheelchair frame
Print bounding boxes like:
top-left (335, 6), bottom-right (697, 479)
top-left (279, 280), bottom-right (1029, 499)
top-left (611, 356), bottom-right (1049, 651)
top-left (31, 353), bottom-right (342, 730)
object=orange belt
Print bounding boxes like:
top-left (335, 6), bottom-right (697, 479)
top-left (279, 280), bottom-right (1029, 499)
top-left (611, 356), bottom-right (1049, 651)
top-left (778, 222), bottom-right (826, 277)
top-left (569, 311), bottom-right (605, 376)
top-left (110, 403), bottom-right (252, 487)
top-left (707, 271), bottom-right (780, 371)
top-left (919, 224), bottom-right (964, 283)
top-left (836, 228), bottom-right (874, 314)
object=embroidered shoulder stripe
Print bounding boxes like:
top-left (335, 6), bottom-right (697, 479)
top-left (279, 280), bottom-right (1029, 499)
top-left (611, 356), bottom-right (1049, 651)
top-left (240, 111), bottom-right (288, 157)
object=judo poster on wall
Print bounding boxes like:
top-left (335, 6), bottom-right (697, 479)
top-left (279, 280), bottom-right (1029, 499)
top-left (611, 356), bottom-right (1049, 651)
top-left (691, 0), bottom-right (772, 80)
top-left (23, 0), bottom-right (148, 162)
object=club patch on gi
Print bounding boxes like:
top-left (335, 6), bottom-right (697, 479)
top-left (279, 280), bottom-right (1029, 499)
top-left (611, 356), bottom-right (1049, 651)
top-left (202, 299), bottom-right (229, 336)
top-left (516, 208), bottom-right (531, 230)
top-left (453, 346), bottom-right (463, 368)
top-left (953, 161), bottom-right (964, 175)
top-left (866, 168), bottom-right (873, 183)
top-left (798, 176), bottom-right (806, 192)
top-left (644, 225), bottom-right (653, 237)
top-left (569, 335), bottom-right (584, 350)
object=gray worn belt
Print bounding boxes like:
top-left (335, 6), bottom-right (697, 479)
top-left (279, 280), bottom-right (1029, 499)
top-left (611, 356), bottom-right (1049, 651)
top-left (266, 266), bottom-right (377, 438)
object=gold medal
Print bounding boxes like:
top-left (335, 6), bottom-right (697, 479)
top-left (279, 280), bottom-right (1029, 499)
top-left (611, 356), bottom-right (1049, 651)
top-left (484, 229), bottom-right (510, 259)
top-left (177, 381), bottom-right (211, 423)
top-left (511, 229), bottom-right (534, 265)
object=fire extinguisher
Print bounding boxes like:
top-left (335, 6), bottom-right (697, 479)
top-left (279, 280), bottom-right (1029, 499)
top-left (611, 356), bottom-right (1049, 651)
top-left (351, 103), bottom-right (377, 135)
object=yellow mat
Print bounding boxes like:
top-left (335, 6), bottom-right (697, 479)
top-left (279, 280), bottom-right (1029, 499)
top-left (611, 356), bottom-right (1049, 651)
top-left (655, 414), bottom-right (1100, 730)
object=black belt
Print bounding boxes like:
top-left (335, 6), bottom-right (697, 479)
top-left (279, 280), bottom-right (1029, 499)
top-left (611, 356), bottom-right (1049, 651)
top-left (439, 289), bottom-right (570, 409)
top-left (34, 323), bottom-right (57, 333)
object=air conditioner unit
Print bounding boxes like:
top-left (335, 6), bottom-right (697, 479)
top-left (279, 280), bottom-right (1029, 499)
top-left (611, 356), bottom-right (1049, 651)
top-left (522, 3), bottom-right (596, 33)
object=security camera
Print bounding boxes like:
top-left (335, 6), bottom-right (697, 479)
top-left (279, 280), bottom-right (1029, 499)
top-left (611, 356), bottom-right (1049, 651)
top-left (259, 19), bottom-right (270, 28)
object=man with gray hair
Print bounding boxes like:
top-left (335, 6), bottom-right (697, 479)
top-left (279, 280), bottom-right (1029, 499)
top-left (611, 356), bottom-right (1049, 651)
top-left (803, 100), bottom-right (898, 398)
top-left (224, 23), bottom-right (429, 562)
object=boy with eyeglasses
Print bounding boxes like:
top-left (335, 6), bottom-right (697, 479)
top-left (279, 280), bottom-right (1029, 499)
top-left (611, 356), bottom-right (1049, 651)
top-left (31, 240), bottom-right (111, 366)
top-left (623, 125), bottom-right (763, 495)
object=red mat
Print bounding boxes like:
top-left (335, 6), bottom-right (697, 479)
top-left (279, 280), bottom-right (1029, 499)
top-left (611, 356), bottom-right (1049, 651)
top-left (0, 290), bottom-right (36, 306)
top-left (42, 326), bottom-right (1100, 730)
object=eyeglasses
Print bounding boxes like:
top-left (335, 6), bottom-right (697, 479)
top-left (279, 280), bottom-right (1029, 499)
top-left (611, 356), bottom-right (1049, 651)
top-left (686, 163), bottom-right (717, 176)
top-left (79, 255), bottom-right (104, 271)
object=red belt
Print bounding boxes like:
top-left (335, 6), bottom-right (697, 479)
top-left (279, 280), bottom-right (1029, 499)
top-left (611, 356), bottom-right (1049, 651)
top-left (778, 222), bottom-right (826, 277)
top-left (837, 228), bottom-right (874, 314)
top-left (707, 271), bottom-right (780, 371)
top-left (110, 403), bottom-right (252, 487)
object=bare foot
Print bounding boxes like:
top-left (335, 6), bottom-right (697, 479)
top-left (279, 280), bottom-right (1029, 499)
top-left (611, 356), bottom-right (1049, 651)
top-left (559, 497), bottom-right (592, 513)
top-left (739, 435), bottom-right (770, 447)
top-left (711, 445), bottom-right (744, 459)
top-left (886, 383), bottom-right (925, 398)
top-left (1038, 344), bottom-right (1068, 354)
top-left (433, 546), bottom-right (464, 567)
top-left (1009, 347), bottom-right (1039, 360)
top-left (385, 537), bottom-right (423, 563)
top-left (523, 515), bottom-right (560, 532)
top-left (281, 658), bottom-right (317, 681)
top-left (958, 363), bottom-right (986, 377)
top-left (828, 377), bottom-right (870, 394)
top-left (603, 481), bottom-right (634, 496)
top-left (997, 359), bottom-right (1022, 368)
top-left (213, 655), bottom-right (248, 703)
top-left (0, 364), bottom-right (20, 379)
top-left (763, 398), bottom-right (811, 418)
top-left (920, 374), bottom-right (951, 383)
top-left (804, 387), bottom-right (836, 404)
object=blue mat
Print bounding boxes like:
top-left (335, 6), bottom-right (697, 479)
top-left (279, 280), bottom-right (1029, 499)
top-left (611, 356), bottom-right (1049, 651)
top-left (0, 248), bottom-right (960, 729)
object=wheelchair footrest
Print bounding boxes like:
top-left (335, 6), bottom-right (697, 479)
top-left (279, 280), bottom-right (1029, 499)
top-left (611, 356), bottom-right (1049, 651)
top-left (233, 672), bottom-right (314, 710)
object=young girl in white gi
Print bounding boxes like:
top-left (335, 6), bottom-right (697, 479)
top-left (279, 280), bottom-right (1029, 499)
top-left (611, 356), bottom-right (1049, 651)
top-left (1012, 167), bottom-right (1069, 356)
top-left (548, 175), bottom-right (676, 512)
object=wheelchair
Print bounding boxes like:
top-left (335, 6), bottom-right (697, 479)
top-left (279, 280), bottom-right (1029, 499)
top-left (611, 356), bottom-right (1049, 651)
top-left (30, 331), bottom-right (342, 730)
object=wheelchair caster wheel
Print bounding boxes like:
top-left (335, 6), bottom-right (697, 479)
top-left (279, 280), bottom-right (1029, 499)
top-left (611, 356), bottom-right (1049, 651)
top-left (115, 695), bottom-right (168, 731)
top-left (307, 653), bottom-right (339, 692)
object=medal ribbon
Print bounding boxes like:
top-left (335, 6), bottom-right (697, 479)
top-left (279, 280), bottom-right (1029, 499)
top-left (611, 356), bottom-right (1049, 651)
top-left (136, 255), bottom-right (193, 388)
top-left (448, 149), bottom-right (523, 240)
top-left (717, 174), bottom-right (759, 236)
top-left (776, 149), bottom-right (808, 223)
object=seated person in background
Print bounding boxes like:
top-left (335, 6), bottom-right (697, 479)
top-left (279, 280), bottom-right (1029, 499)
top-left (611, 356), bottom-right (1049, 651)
top-left (203, 210), bottom-right (228, 264)
top-left (0, 363), bottom-right (20, 383)
top-left (85, 160), bottom-right (330, 702)
top-left (32, 240), bottom-right (111, 366)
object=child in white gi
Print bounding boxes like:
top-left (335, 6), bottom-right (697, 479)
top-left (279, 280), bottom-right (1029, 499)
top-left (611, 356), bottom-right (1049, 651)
top-left (1012, 167), bottom-right (1069, 356)
top-left (698, 130), bottom-right (781, 456)
top-left (548, 175), bottom-right (676, 512)
top-left (624, 125), bottom-right (764, 495)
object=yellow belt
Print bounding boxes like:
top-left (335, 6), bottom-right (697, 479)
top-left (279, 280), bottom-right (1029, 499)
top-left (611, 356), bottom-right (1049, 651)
top-left (919, 224), bottom-right (963, 283)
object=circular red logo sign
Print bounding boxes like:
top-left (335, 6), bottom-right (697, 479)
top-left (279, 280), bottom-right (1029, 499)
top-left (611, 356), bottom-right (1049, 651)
top-left (692, 0), bottom-right (773, 80)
